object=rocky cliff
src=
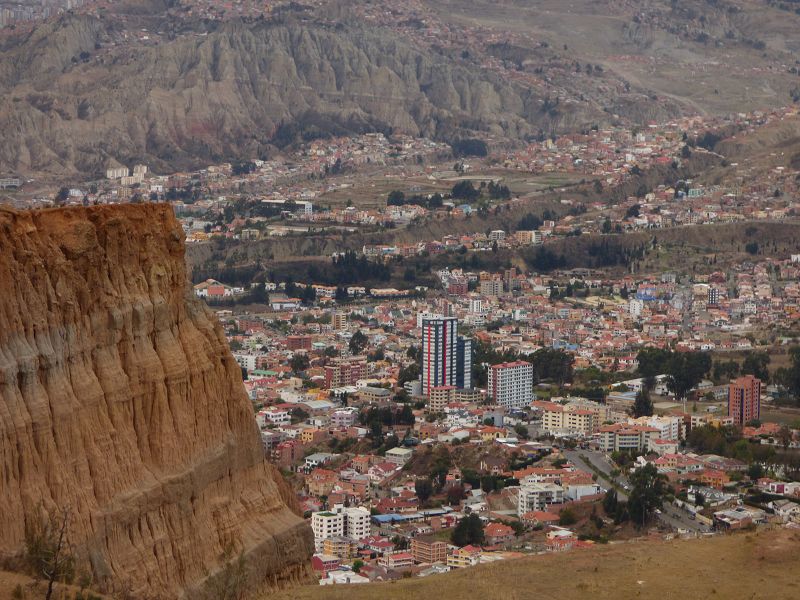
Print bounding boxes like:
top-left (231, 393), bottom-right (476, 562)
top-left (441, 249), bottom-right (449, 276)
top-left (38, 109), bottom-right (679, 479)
top-left (0, 204), bottom-right (313, 598)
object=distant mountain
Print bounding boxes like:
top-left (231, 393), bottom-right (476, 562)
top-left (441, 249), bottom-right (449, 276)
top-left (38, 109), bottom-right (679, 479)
top-left (2, 0), bottom-right (800, 178)
top-left (0, 15), bottom-right (585, 177)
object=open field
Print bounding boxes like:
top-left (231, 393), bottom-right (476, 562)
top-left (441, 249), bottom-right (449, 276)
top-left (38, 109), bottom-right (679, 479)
top-left (316, 167), bottom-right (588, 211)
top-left (272, 527), bottom-right (800, 600)
top-left (761, 406), bottom-right (800, 427)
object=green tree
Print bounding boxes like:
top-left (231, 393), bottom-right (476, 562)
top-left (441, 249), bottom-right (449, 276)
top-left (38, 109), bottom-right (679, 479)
top-left (747, 463), bottom-right (764, 480)
top-left (429, 446), bottom-right (453, 489)
top-left (398, 363), bottom-right (420, 385)
top-left (289, 353), bottom-right (310, 374)
top-left (632, 388), bottom-right (654, 418)
top-left (352, 559), bottom-right (364, 573)
top-left (349, 330), bottom-right (368, 355)
top-left (636, 347), bottom-right (672, 384)
top-left (451, 180), bottom-right (480, 201)
top-left (290, 407), bottom-right (309, 424)
top-left (788, 347), bottom-right (800, 399)
top-left (387, 190), bottom-right (406, 205)
top-left (603, 489), bottom-right (618, 515)
top-left (526, 348), bottom-right (574, 385)
top-left (741, 351), bottom-right (770, 383)
top-left (666, 351), bottom-right (711, 399)
top-left (627, 463), bottom-right (668, 528)
top-left (55, 187), bottom-right (70, 205)
top-left (250, 282), bottom-right (268, 304)
top-left (24, 506), bottom-right (76, 600)
top-left (602, 218), bottom-right (612, 234)
top-left (446, 484), bottom-right (467, 505)
top-left (558, 508), bottom-right (577, 526)
top-left (451, 514), bottom-right (485, 547)
top-left (415, 479), bottom-right (434, 504)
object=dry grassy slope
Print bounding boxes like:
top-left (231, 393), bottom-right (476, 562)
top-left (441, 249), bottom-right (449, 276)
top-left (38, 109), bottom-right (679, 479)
top-left (528, 220), bottom-right (800, 272)
top-left (272, 528), bottom-right (800, 600)
top-left (715, 117), bottom-right (800, 168)
top-left (428, 0), bottom-right (800, 115)
top-left (0, 571), bottom-right (113, 600)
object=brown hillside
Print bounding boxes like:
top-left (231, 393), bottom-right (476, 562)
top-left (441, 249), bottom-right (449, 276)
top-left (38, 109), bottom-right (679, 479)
top-left (272, 528), bottom-right (800, 600)
top-left (0, 205), bottom-right (313, 598)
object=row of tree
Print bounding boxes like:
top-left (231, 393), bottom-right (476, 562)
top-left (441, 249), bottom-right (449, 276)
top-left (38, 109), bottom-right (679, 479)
top-left (636, 347), bottom-right (712, 399)
top-left (472, 341), bottom-right (574, 387)
top-left (602, 463), bottom-right (669, 528)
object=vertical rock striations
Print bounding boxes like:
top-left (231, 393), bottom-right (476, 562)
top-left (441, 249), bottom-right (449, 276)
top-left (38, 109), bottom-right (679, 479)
top-left (0, 205), bottom-right (313, 598)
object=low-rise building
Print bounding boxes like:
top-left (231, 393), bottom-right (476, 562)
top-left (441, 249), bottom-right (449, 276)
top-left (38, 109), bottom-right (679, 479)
top-left (537, 401), bottom-right (598, 436)
top-left (410, 536), bottom-right (448, 564)
top-left (379, 551), bottom-right (414, 569)
top-left (517, 479), bottom-right (565, 515)
top-left (322, 537), bottom-right (358, 560)
top-left (484, 522), bottom-right (515, 546)
top-left (385, 447), bottom-right (414, 465)
top-left (598, 423), bottom-right (659, 452)
top-left (447, 545), bottom-right (482, 568)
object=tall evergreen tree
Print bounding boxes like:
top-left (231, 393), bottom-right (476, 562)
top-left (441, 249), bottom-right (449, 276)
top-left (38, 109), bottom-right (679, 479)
top-left (632, 389), bottom-right (654, 418)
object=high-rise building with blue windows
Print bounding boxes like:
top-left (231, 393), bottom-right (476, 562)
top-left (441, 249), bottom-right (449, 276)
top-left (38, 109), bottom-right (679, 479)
top-left (420, 316), bottom-right (472, 396)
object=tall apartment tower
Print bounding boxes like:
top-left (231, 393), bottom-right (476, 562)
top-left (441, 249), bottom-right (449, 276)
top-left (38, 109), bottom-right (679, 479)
top-left (488, 361), bottom-right (533, 409)
top-left (728, 375), bottom-right (762, 426)
top-left (420, 316), bottom-right (472, 396)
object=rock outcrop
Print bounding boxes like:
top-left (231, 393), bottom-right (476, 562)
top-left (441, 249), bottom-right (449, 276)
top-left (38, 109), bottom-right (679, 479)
top-left (0, 204), bottom-right (313, 598)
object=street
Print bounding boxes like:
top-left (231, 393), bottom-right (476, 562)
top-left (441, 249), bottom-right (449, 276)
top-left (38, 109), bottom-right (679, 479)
top-left (563, 448), bottom-right (710, 533)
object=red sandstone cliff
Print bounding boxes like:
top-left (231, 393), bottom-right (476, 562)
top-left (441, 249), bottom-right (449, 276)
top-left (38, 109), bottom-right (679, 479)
top-left (0, 205), bottom-right (313, 598)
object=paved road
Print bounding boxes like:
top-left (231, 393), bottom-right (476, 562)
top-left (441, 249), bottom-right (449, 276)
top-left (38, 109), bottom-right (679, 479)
top-left (564, 449), bottom-right (709, 533)
top-left (563, 449), bottom-right (629, 500)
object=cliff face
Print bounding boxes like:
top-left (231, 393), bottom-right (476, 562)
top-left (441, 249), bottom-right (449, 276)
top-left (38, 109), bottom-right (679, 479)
top-left (0, 205), bottom-right (313, 598)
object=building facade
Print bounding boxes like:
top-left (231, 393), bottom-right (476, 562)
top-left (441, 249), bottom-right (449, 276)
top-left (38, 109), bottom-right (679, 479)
top-left (728, 375), bottom-right (762, 426)
top-left (325, 357), bottom-right (367, 388)
top-left (517, 480), bottom-right (565, 515)
top-left (410, 537), bottom-right (448, 564)
top-left (487, 361), bottom-right (533, 409)
top-left (420, 317), bottom-right (472, 395)
top-left (311, 505), bottom-right (371, 552)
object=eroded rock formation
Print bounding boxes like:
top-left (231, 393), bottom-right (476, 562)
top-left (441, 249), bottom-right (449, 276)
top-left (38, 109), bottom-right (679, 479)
top-left (0, 204), bottom-right (313, 598)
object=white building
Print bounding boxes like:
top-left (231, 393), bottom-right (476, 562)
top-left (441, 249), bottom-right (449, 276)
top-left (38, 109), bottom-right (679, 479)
top-left (598, 424), bottom-right (660, 453)
top-left (384, 447), bottom-right (414, 465)
top-left (517, 480), bottom-right (564, 515)
top-left (106, 166), bottom-right (129, 179)
top-left (344, 507), bottom-right (371, 541)
top-left (630, 415), bottom-right (682, 441)
top-left (629, 298), bottom-right (644, 318)
top-left (487, 361), bottom-right (533, 409)
top-left (233, 353), bottom-right (258, 372)
top-left (256, 407), bottom-right (290, 428)
top-left (311, 505), bottom-right (370, 552)
top-left (312, 512), bottom-right (344, 552)
top-left (262, 198), bottom-right (313, 215)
